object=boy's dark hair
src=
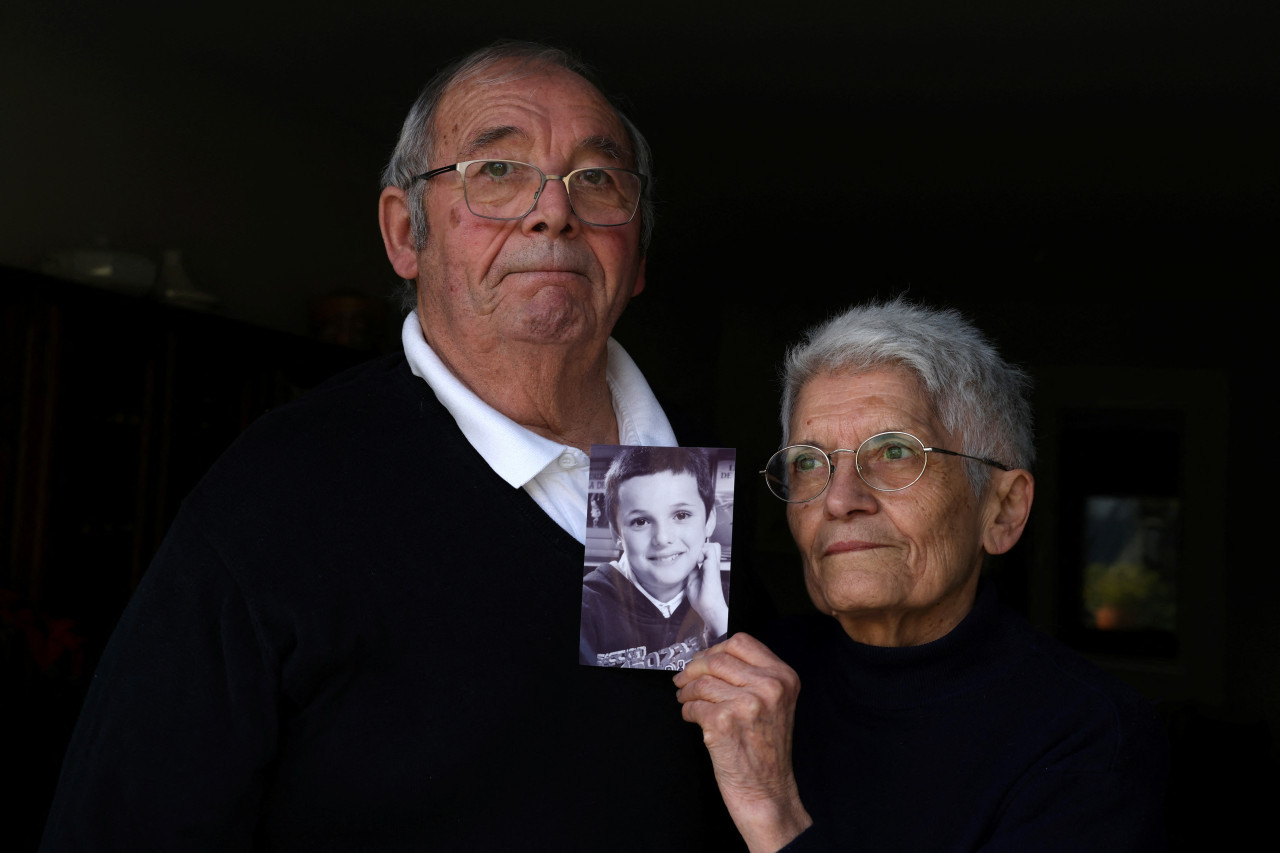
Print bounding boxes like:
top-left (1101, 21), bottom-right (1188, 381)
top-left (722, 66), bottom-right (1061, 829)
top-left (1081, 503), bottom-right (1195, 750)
top-left (603, 447), bottom-right (715, 533)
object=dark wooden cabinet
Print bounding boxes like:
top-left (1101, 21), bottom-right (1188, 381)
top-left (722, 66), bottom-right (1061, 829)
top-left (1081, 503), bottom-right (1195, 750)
top-left (4, 266), bottom-right (369, 654)
top-left (2, 266), bottom-right (370, 845)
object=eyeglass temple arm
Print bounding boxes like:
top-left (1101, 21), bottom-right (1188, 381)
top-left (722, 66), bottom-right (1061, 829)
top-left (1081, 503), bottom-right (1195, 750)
top-left (411, 164), bottom-right (461, 184)
top-left (923, 447), bottom-right (1012, 471)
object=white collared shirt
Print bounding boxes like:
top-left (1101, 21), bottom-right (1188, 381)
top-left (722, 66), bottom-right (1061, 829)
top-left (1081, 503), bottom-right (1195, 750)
top-left (401, 312), bottom-right (677, 544)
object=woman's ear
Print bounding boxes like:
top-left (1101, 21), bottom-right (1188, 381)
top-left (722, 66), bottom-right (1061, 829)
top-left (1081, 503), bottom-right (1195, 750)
top-left (982, 469), bottom-right (1034, 556)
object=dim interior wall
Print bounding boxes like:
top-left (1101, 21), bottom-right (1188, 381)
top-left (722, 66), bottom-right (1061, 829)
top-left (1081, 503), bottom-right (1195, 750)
top-left (0, 16), bottom-right (394, 338)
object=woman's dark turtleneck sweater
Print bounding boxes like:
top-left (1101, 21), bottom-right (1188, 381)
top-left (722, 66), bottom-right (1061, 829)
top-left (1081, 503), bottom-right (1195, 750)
top-left (768, 581), bottom-right (1169, 852)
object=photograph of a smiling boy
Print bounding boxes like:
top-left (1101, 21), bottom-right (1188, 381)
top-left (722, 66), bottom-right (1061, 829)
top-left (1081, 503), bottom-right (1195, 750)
top-left (580, 446), bottom-right (734, 670)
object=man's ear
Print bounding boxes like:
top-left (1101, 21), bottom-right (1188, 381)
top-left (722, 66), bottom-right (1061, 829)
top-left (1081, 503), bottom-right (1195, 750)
top-left (982, 469), bottom-right (1034, 556)
top-left (631, 255), bottom-right (646, 297)
top-left (379, 186), bottom-right (420, 281)
top-left (703, 505), bottom-right (717, 539)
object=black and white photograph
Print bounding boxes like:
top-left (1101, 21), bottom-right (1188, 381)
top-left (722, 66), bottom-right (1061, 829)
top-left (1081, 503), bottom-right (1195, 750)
top-left (581, 446), bottom-right (735, 670)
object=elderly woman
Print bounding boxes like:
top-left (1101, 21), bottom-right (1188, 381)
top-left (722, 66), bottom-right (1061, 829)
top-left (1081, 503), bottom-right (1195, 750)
top-left (675, 299), bottom-right (1168, 852)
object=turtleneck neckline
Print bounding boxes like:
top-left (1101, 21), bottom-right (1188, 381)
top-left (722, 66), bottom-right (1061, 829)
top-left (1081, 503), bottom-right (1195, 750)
top-left (786, 581), bottom-right (1039, 711)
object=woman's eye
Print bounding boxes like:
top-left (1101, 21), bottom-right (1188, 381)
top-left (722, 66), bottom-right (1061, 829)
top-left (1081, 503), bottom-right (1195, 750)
top-left (881, 443), bottom-right (915, 462)
top-left (793, 454), bottom-right (825, 473)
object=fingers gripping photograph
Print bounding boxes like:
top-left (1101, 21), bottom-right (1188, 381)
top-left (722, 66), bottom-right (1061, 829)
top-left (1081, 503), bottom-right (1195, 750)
top-left (581, 445), bottom-right (736, 670)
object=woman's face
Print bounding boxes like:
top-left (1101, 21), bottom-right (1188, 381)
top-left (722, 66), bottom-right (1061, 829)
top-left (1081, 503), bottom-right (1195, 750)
top-left (785, 367), bottom-right (1002, 646)
top-left (615, 471), bottom-right (715, 601)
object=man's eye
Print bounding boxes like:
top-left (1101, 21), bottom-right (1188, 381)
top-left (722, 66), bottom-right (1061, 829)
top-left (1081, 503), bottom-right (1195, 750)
top-left (674, 510), bottom-right (692, 521)
top-left (480, 161), bottom-right (512, 178)
top-left (576, 169), bottom-right (611, 187)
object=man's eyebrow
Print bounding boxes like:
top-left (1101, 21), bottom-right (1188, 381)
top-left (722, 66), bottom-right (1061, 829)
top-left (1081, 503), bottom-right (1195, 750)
top-left (577, 134), bottom-right (628, 163)
top-left (462, 125), bottom-right (525, 156)
top-left (460, 128), bottom-right (630, 165)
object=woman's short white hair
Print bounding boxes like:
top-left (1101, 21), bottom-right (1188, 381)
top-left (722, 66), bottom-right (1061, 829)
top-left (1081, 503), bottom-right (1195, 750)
top-left (779, 297), bottom-right (1035, 494)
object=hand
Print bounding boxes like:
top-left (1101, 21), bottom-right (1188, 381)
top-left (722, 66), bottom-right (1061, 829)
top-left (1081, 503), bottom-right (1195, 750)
top-left (674, 633), bottom-right (812, 853)
top-left (684, 540), bottom-right (729, 640)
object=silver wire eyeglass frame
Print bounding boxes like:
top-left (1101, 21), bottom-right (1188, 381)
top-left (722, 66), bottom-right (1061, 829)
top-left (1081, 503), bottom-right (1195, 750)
top-left (411, 159), bottom-right (647, 226)
top-left (760, 431), bottom-right (1012, 503)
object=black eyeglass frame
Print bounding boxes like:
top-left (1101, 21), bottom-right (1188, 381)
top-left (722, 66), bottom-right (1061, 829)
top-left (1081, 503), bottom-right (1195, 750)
top-left (760, 431), bottom-right (1013, 503)
top-left (411, 159), bottom-right (648, 227)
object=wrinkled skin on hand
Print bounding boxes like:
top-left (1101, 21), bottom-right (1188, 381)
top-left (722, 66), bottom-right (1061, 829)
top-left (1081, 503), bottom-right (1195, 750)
top-left (674, 633), bottom-right (813, 852)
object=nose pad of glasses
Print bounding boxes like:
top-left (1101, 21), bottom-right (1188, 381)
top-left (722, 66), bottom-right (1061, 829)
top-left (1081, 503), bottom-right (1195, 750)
top-left (533, 178), bottom-right (571, 209)
top-left (832, 458), bottom-right (876, 500)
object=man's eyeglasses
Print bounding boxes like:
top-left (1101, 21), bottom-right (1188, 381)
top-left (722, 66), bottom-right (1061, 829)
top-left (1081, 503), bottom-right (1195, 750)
top-left (412, 159), bottom-right (647, 226)
top-left (760, 431), bottom-right (1012, 503)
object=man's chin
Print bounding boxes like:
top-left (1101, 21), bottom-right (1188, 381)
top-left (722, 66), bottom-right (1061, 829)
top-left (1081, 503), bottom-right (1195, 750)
top-left (509, 291), bottom-right (594, 344)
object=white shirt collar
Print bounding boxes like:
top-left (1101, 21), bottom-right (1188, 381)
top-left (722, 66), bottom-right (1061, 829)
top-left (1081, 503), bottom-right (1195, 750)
top-left (400, 312), bottom-right (676, 489)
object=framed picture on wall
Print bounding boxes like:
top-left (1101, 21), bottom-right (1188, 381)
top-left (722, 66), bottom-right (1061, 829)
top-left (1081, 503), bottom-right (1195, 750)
top-left (1031, 366), bottom-right (1228, 705)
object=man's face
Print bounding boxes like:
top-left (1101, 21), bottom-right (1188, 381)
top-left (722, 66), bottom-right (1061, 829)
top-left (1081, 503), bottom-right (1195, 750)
top-left (414, 64), bottom-right (646, 353)
top-left (785, 367), bottom-right (1000, 646)
top-left (615, 471), bottom-right (715, 602)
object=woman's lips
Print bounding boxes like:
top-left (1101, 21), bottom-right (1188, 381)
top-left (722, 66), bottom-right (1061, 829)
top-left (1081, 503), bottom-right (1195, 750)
top-left (823, 540), bottom-right (883, 557)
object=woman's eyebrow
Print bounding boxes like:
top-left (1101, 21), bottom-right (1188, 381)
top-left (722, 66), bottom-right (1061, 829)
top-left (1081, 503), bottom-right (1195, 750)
top-left (791, 428), bottom-right (917, 449)
top-left (789, 438), bottom-right (835, 450)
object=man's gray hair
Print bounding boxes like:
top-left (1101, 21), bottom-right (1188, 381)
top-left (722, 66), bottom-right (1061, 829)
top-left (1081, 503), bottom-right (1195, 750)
top-left (779, 297), bottom-right (1035, 494)
top-left (382, 40), bottom-right (655, 312)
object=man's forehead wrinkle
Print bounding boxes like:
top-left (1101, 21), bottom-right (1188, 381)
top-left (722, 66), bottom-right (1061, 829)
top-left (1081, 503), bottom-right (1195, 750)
top-left (463, 125), bottom-right (526, 157)
top-left (432, 68), bottom-right (637, 174)
top-left (452, 121), bottom-right (629, 168)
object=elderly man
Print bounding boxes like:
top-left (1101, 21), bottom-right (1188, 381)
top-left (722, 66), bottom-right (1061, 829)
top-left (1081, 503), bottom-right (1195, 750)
top-left (41, 42), bottom-right (740, 851)
top-left (676, 299), bottom-right (1169, 852)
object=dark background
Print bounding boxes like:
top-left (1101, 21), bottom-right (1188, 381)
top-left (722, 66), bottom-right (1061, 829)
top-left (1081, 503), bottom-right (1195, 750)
top-left (3, 1), bottom-right (1276, 848)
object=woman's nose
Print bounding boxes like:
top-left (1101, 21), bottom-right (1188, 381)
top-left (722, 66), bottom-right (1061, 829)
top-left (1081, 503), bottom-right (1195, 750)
top-left (823, 461), bottom-right (879, 517)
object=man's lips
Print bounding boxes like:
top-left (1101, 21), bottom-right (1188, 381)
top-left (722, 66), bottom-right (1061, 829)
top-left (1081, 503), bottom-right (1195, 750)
top-left (503, 269), bottom-right (591, 289)
top-left (647, 550), bottom-right (687, 565)
top-left (504, 260), bottom-right (591, 276)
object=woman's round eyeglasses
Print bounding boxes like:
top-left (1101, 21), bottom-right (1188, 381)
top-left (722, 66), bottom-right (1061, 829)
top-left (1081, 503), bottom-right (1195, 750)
top-left (760, 431), bottom-right (1011, 503)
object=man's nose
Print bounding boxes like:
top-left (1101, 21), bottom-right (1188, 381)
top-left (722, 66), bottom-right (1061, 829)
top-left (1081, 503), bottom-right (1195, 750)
top-left (522, 176), bottom-right (578, 235)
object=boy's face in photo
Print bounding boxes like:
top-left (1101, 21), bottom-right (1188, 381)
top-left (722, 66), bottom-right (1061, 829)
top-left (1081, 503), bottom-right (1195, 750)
top-left (614, 470), bottom-right (716, 601)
